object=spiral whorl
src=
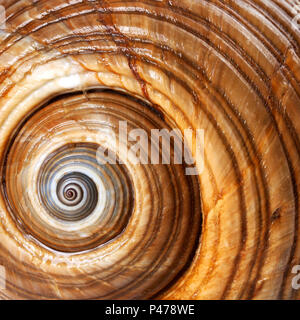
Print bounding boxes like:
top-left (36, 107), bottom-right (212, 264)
top-left (0, 89), bottom-right (201, 299)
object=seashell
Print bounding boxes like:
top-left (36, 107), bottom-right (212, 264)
top-left (0, 0), bottom-right (299, 300)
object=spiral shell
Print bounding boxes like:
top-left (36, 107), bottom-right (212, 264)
top-left (0, 0), bottom-right (299, 300)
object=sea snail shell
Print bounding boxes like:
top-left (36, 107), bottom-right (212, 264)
top-left (0, 0), bottom-right (299, 300)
